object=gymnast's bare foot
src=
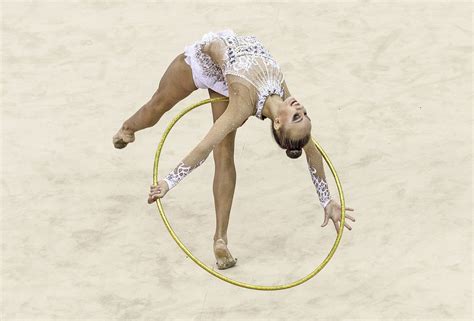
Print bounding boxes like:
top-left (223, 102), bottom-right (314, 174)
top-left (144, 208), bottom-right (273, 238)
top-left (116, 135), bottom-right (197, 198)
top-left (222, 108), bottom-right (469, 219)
top-left (113, 127), bottom-right (135, 149)
top-left (214, 238), bottom-right (237, 270)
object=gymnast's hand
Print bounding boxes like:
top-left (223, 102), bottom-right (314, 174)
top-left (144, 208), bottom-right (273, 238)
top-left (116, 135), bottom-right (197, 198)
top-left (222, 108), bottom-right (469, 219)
top-left (321, 200), bottom-right (356, 234)
top-left (147, 180), bottom-right (169, 204)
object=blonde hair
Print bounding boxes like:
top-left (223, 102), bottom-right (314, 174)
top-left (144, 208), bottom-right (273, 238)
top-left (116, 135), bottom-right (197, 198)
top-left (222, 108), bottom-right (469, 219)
top-left (270, 122), bottom-right (310, 159)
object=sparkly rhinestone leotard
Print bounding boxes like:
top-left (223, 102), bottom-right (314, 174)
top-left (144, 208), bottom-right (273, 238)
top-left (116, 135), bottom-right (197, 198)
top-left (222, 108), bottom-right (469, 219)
top-left (183, 29), bottom-right (285, 120)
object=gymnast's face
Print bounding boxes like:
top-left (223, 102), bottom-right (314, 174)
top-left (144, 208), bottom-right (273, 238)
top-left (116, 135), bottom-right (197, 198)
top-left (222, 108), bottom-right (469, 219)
top-left (275, 96), bottom-right (312, 139)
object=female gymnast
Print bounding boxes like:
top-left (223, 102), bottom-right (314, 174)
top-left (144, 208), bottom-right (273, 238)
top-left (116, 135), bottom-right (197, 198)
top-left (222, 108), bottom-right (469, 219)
top-left (113, 29), bottom-right (356, 269)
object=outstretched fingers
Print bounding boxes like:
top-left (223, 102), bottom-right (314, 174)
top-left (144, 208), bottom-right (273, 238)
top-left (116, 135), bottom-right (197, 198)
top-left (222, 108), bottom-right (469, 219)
top-left (342, 206), bottom-right (356, 222)
top-left (344, 213), bottom-right (356, 222)
top-left (321, 215), bottom-right (329, 227)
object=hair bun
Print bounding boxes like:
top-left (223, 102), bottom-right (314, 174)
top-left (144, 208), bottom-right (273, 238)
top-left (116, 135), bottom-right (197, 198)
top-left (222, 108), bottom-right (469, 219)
top-left (286, 148), bottom-right (302, 159)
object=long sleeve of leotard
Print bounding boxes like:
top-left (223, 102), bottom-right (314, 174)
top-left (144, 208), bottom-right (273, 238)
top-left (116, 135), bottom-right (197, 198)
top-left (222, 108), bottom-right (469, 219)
top-left (303, 140), bottom-right (333, 208)
top-left (162, 100), bottom-right (250, 191)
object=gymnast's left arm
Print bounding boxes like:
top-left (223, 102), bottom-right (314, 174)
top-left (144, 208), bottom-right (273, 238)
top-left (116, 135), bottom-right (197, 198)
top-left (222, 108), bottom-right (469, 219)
top-left (147, 104), bottom-right (248, 203)
top-left (303, 141), bottom-right (333, 208)
top-left (303, 140), bottom-right (356, 233)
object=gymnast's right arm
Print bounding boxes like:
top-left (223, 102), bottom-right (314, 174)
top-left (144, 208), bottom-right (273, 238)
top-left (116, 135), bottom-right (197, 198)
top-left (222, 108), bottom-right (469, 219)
top-left (150, 102), bottom-right (249, 199)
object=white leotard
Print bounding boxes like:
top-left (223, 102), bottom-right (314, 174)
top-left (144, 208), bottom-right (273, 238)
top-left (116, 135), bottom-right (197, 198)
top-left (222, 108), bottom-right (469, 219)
top-left (183, 29), bottom-right (285, 120)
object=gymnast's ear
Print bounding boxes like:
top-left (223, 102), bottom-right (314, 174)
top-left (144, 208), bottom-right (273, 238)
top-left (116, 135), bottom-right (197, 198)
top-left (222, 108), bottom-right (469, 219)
top-left (273, 117), bottom-right (282, 131)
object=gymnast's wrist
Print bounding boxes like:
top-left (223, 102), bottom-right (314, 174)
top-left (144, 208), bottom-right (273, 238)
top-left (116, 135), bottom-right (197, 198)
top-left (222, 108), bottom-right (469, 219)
top-left (322, 197), bottom-right (332, 209)
top-left (162, 177), bottom-right (175, 191)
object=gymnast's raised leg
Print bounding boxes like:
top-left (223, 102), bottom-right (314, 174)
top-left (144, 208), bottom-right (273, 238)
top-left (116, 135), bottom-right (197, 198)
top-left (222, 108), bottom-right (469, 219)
top-left (209, 89), bottom-right (238, 270)
top-left (113, 53), bottom-right (198, 149)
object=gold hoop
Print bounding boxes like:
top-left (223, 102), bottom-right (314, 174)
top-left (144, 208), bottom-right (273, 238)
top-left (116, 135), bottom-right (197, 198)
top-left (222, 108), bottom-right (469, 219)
top-left (153, 97), bottom-right (346, 290)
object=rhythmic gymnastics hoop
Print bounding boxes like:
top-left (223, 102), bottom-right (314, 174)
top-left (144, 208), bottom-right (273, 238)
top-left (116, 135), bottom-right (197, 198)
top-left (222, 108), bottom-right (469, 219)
top-left (152, 97), bottom-right (346, 291)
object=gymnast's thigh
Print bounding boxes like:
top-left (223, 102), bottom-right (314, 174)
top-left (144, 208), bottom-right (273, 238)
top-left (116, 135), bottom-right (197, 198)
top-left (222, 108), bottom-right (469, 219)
top-left (209, 89), bottom-right (236, 158)
top-left (153, 53), bottom-right (198, 107)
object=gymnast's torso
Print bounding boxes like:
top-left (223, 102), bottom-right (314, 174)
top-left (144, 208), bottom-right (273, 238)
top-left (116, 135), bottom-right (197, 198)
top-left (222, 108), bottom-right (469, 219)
top-left (183, 29), bottom-right (290, 120)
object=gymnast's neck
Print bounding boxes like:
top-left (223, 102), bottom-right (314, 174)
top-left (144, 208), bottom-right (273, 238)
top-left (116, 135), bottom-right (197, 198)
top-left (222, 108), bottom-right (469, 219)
top-left (261, 94), bottom-right (284, 121)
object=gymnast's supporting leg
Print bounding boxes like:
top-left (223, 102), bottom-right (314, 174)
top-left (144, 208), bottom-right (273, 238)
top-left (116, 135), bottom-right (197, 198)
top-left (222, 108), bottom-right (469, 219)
top-left (209, 89), bottom-right (238, 269)
top-left (113, 53), bottom-right (198, 149)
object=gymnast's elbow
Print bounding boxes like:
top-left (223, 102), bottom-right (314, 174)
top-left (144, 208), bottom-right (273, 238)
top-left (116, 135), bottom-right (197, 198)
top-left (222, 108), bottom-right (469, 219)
top-left (231, 116), bottom-right (248, 129)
